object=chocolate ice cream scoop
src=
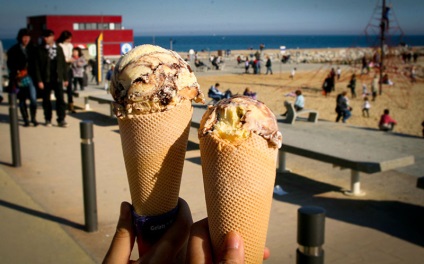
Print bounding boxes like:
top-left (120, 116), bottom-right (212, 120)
top-left (110, 44), bottom-right (204, 118)
top-left (199, 95), bottom-right (282, 148)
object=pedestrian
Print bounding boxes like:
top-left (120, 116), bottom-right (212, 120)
top-left (322, 73), bottom-right (333, 97)
top-left (290, 67), bottom-right (296, 80)
top-left (371, 74), bottom-right (378, 101)
top-left (265, 56), bottom-right (272, 75)
top-left (336, 91), bottom-right (351, 123)
top-left (336, 66), bottom-right (341, 80)
top-left (89, 59), bottom-right (99, 85)
top-left (35, 29), bottom-right (69, 127)
top-left (347, 73), bottom-right (357, 98)
top-left (57, 30), bottom-right (75, 113)
top-left (105, 64), bottom-right (115, 91)
top-left (7, 28), bottom-right (39, 127)
top-left (71, 47), bottom-right (87, 92)
top-left (330, 68), bottom-right (336, 91)
top-left (411, 66), bottom-right (416, 83)
top-left (244, 58), bottom-right (250, 73)
top-left (256, 59), bottom-right (261, 74)
top-left (362, 97), bottom-right (371, 117)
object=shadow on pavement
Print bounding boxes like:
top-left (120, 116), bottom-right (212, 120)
top-left (186, 157), bottom-right (201, 166)
top-left (69, 111), bottom-right (117, 127)
top-left (0, 199), bottom-right (86, 231)
top-left (0, 113), bottom-right (10, 123)
top-left (186, 140), bottom-right (199, 151)
top-left (273, 171), bottom-right (424, 247)
top-left (347, 126), bottom-right (423, 139)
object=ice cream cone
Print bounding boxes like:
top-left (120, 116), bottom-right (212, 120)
top-left (118, 99), bottom-right (193, 216)
top-left (200, 133), bottom-right (277, 263)
top-left (198, 96), bottom-right (282, 263)
top-left (110, 44), bottom-right (204, 244)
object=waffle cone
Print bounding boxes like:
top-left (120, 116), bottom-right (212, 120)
top-left (200, 133), bottom-right (277, 264)
top-left (118, 100), bottom-right (193, 216)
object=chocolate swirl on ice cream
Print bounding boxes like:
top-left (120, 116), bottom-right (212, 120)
top-left (199, 95), bottom-right (282, 148)
top-left (110, 44), bottom-right (204, 118)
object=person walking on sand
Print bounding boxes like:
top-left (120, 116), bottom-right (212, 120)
top-left (411, 66), bottom-right (417, 83)
top-left (265, 56), bottom-right (273, 75)
top-left (330, 68), bottom-right (336, 91)
top-left (244, 58), bottom-right (250, 73)
top-left (290, 67), bottom-right (296, 80)
top-left (371, 74), bottom-right (379, 101)
top-left (347, 73), bottom-right (357, 98)
top-left (336, 91), bottom-right (351, 123)
top-left (379, 109), bottom-right (397, 131)
top-left (336, 66), bottom-right (341, 80)
top-left (35, 29), bottom-right (69, 127)
top-left (362, 97), bottom-right (371, 118)
top-left (322, 73), bottom-right (333, 97)
top-left (7, 28), bottom-right (39, 127)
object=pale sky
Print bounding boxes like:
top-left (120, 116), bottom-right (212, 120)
top-left (0, 0), bottom-right (423, 38)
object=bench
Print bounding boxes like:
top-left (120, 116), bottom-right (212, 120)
top-left (86, 94), bottom-right (115, 117)
top-left (283, 101), bottom-right (318, 124)
top-left (277, 134), bottom-right (415, 196)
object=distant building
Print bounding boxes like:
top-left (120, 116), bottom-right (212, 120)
top-left (27, 15), bottom-right (134, 57)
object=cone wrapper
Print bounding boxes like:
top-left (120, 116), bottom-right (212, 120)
top-left (118, 99), bottom-right (192, 220)
top-left (200, 133), bottom-right (277, 264)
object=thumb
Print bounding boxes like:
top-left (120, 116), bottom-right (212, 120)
top-left (218, 231), bottom-right (245, 264)
top-left (103, 202), bottom-right (136, 264)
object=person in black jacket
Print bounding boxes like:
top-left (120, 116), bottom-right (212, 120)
top-left (7, 28), bottom-right (39, 126)
top-left (35, 29), bottom-right (69, 127)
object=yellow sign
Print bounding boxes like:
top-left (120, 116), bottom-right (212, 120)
top-left (96, 33), bottom-right (103, 84)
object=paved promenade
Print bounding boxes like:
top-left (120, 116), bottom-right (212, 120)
top-left (0, 85), bottom-right (423, 263)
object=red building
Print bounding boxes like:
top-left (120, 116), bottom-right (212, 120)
top-left (27, 15), bottom-right (133, 57)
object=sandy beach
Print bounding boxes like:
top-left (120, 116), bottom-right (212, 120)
top-left (193, 48), bottom-right (424, 137)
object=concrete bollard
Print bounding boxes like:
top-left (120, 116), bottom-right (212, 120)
top-left (9, 93), bottom-right (21, 167)
top-left (297, 206), bottom-right (326, 264)
top-left (80, 120), bottom-right (98, 232)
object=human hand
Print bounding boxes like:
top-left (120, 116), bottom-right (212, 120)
top-left (187, 218), bottom-right (270, 263)
top-left (103, 198), bottom-right (193, 264)
top-left (38, 82), bottom-right (44, 89)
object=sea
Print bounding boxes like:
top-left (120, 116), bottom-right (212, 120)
top-left (2, 35), bottom-right (424, 52)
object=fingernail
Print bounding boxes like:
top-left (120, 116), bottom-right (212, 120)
top-left (120, 202), bottom-right (130, 220)
top-left (226, 232), bottom-right (240, 249)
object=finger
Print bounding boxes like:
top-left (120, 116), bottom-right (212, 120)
top-left (139, 198), bottom-right (193, 263)
top-left (218, 231), bottom-right (245, 264)
top-left (187, 218), bottom-right (213, 264)
top-left (263, 247), bottom-right (270, 260)
top-left (103, 202), bottom-right (136, 264)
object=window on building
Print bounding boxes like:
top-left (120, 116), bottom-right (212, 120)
top-left (109, 23), bottom-right (115, 30)
top-left (115, 23), bottom-right (122, 29)
top-left (79, 23), bottom-right (85, 30)
top-left (98, 23), bottom-right (109, 30)
top-left (86, 23), bottom-right (97, 30)
top-left (73, 23), bottom-right (79, 30)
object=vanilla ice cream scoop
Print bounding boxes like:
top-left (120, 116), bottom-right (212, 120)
top-left (199, 95), bottom-right (282, 148)
top-left (110, 44), bottom-right (204, 118)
